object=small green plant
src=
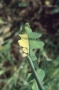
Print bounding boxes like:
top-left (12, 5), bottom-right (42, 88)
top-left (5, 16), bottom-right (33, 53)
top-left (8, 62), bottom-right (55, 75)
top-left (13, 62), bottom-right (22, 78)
top-left (18, 23), bottom-right (48, 90)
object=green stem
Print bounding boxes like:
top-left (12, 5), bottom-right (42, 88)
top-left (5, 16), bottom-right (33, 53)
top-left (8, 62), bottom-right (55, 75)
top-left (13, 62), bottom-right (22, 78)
top-left (27, 55), bottom-right (44, 90)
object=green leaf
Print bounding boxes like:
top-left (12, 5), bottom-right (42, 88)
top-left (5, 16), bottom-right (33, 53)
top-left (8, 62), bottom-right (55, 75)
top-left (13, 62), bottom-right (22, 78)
top-left (25, 23), bottom-right (32, 33)
top-left (25, 23), bottom-right (44, 61)
top-left (36, 69), bottom-right (45, 82)
top-left (32, 80), bottom-right (39, 90)
top-left (44, 86), bottom-right (48, 90)
top-left (0, 70), bottom-right (5, 75)
top-left (0, 19), bottom-right (7, 24)
top-left (18, 2), bottom-right (28, 7)
top-left (30, 40), bottom-right (44, 50)
top-left (28, 32), bottom-right (42, 39)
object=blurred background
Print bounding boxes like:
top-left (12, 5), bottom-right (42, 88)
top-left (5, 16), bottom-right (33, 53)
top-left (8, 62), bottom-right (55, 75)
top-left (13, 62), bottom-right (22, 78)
top-left (0, 0), bottom-right (59, 90)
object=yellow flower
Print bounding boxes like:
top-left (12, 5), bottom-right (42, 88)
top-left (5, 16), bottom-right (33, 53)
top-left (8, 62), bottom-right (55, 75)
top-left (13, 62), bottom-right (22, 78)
top-left (18, 34), bottom-right (29, 57)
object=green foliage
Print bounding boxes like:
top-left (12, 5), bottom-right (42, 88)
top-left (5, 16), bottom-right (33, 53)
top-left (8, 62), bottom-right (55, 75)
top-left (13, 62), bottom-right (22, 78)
top-left (18, 23), bottom-right (47, 90)
top-left (0, 41), bottom-right (11, 61)
top-left (36, 69), bottom-right (45, 82)
top-left (23, 23), bottom-right (47, 90)
top-left (18, 2), bottom-right (29, 7)
top-left (29, 69), bottom-right (45, 90)
top-left (25, 23), bottom-right (44, 61)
